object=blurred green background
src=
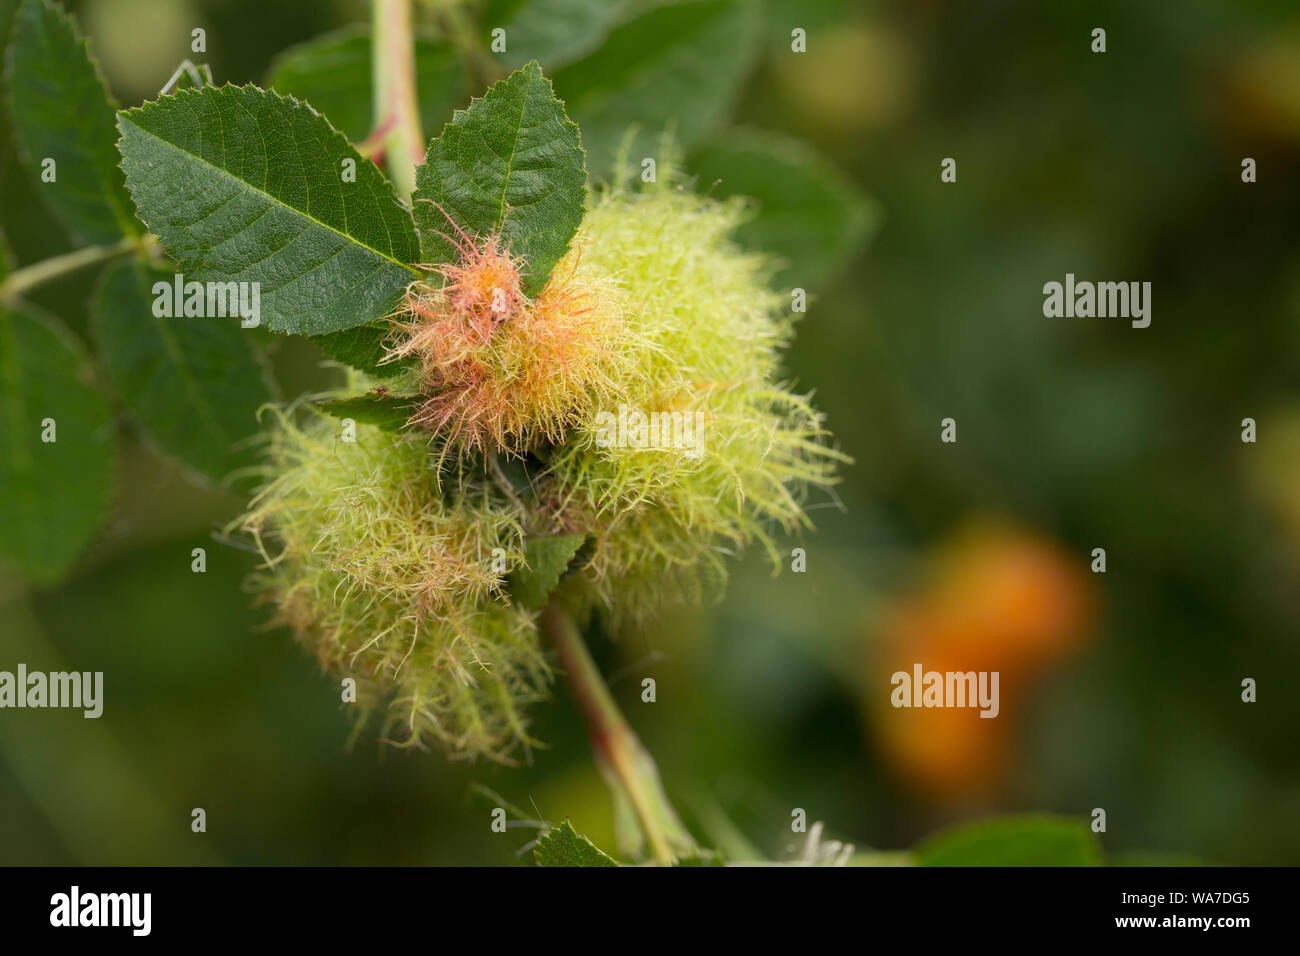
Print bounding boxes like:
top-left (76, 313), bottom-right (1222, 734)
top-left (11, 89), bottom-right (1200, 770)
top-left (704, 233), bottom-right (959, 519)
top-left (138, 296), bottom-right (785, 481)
top-left (2, 0), bottom-right (1299, 865)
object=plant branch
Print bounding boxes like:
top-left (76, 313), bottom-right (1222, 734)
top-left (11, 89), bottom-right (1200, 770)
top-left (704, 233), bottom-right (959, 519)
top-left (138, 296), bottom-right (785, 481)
top-left (542, 602), bottom-right (694, 865)
top-left (372, 0), bottom-right (424, 200)
top-left (433, 0), bottom-right (503, 89)
top-left (487, 448), bottom-right (526, 513)
top-left (0, 236), bottom-right (140, 306)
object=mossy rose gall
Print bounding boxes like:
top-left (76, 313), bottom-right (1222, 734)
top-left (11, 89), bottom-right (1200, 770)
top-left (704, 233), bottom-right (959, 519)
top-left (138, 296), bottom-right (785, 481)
top-left (238, 167), bottom-right (845, 760)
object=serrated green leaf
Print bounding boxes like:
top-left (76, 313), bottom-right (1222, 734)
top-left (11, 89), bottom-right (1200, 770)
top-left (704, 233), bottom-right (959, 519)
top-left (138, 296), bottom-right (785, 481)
top-left (165, 63), bottom-right (211, 93)
top-left (480, 0), bottom-right (630, 69)
top-left (266, 25), bottom-right (466, 144)
top-left (551, 0), bottom-right (760, 176)
top-left (690, 129), bottom-right (879, 285)
top-left (0, 305), bottom-right (113, 581)
top-left (916, 815), bottom-right (1101, 867)
top-left (317, 392), bottom-right (416, 431)
top-left (6, 0), bottom-right (139, 243)
top-left (510, 532), bottom-right (584, 607)
top-left (534, 820), bottom-right (618, 867)
top-left (91, 260), bottom-right (272, 482)
top-left (312, 322), bottom-right (409, 378)
top-left (413, 61), bottom-right (586, 298)
top-left (116, 84), bottom-right (420, 335)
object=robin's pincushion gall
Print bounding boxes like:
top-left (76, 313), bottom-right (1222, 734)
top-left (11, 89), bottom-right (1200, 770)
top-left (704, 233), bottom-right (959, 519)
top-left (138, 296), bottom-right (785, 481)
top-left (239, 166), bottom-right (846, 762)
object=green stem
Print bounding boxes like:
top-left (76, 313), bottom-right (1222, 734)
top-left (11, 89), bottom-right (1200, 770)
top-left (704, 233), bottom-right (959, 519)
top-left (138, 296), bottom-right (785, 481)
top-left (435, 0), bottom-right (503, 89)
top-left (372, 0), bottom-right (424, 200)
top-left (0, 236), bottom-right (139, 305)
top-left (542, 602), bottom-right (694, 865)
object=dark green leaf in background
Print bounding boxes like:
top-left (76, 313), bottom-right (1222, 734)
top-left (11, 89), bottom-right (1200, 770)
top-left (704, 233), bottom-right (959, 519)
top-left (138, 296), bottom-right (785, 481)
top-left (690, 128), bottom-right (879, 285)
top-left (551, 0), bottom-right (760, 177)
top-left (317, 392), bottom-right (415, 432)
top-left (92, 260), bottom-right (272, 482)
top-left (0, 305), bottom-right (113, 581)
top-left (413, 61), bottom-right (586, 298)
top-left (116, 84), bottom-right (420, 336)
top-left (266, 25), bottom-right (466, 145)
top-left (6, 0), bottom-right (139, 244)
top-left (915, 815), bottom-right (1102, 867)
top-left (480, 0), bottom-right (630, 69)
top-left (510, 533), bottom-right (585, 608)
top-left (533, 820), bottom-right (619, 866)
top-left (313, 321), bottom-right (409, 378)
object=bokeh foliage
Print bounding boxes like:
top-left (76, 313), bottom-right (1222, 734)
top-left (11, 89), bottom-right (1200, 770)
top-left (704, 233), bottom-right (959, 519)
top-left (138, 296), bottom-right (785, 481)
top-left (0, 0), bottom-right (1298, 865)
